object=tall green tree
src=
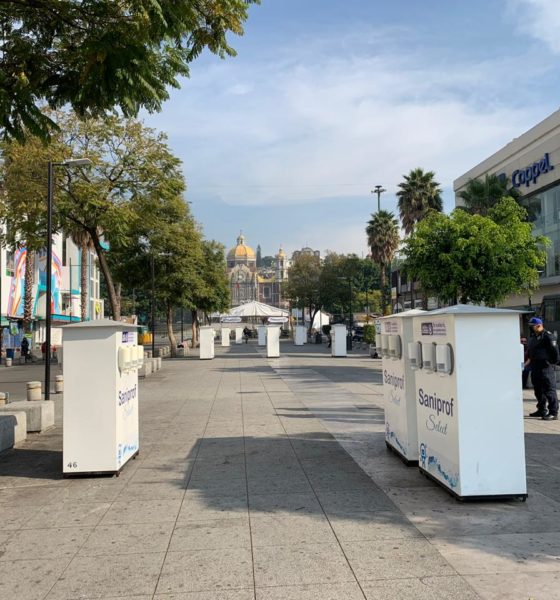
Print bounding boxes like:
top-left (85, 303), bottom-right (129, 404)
top-left (318, 254), bottom-right (380, 320)
top-left (110, 194), bottom-right (205, 356)
top-left (0, 0), bottom-right (259, 140)
top-left (366, 210), bottom-right (400, 314)
top-left (0, 135), bottom-right (69, 330)
top-left (396, 168), bottom-right (443, 235)
top-left (457, 174), bottom-right (522, 217)
top-left (318, 253), bottom-right (348, 320)
top-left (189, 240), bottom-right (230, 345)
top-left (55, 111), bottom-right (186, 321)
top-left (284, 254), bottom-right (322, 332)
top-left (402, 197), bottom-right (547, 306)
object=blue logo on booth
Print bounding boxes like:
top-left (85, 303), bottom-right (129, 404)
top-left (420, 443), bottom-right (427, 469)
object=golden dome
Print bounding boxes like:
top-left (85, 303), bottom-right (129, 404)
top-left (277, 245), bottom-right (286, 258)
top-left (227, 234), bottom-right (256, 261)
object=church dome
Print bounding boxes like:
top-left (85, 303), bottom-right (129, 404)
top-left (227, 234), bottom-right (256, 261)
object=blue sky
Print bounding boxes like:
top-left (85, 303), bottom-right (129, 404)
top-left (143, 0), bottom-right (560, 258)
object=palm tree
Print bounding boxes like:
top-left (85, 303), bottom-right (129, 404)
top-left (458, 174), bottom-right (522, 217)
top-left (397, 168), bottom-right (443, 234)
top-left (67, 228), bottom-right (94, 321)
top-left (23, 247), bottom-right (35, 333)
top-left (366, 210), bottom-right (400, 314)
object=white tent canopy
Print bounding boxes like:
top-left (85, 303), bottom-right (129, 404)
top-left (226, 301), bottom-right (289, 318)
top-left (305, 310), bottom-right (330, 330)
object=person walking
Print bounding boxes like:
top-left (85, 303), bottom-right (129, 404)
top-left (21, 337), bottom-right (30, 363)
top-left (526, 317), bottom-right (559, 420)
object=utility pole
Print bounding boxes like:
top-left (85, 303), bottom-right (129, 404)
top-left (371, 185), bottom-right (386, 212)
top-left (151, 253), bottom-right (155, 357)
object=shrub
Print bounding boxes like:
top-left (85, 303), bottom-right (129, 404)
top-left (363, 324), bottom-right (376, 344)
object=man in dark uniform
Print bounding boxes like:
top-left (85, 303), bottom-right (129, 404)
top-left (526, 317), bottom-right (559, 420)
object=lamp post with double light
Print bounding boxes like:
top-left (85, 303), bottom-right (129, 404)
top-left (45, 158), bottom-right (92, 400)
top-left (371, 185), bottom-right (386, 212)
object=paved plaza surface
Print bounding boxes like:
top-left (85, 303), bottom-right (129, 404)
top-left (1, 342), bottom-right (560, 599)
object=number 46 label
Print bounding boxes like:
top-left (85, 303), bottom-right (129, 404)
top-left (67, 462), bottom-right (78, 469)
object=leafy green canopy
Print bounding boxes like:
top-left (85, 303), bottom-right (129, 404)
top-left (1, 109), bottom-right (191, 320)
top-left (0, 0), bottom-right (259, 140)
top-left (192, 240), bottom-right (230, 317)
top-left (0, 134), bottom-right (69, 251)
top-left (319, 253), bottom-right (380, 317)
top-left (111, 196), bottom-right (204, 308)
top-left (402, 197), bottom-right (548, 306)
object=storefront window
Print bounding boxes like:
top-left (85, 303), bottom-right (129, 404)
top-left (525, 183), bottom-right (560, 279)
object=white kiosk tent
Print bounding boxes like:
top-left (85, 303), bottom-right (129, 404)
top-left (226, 301), bottom-right (289, 319)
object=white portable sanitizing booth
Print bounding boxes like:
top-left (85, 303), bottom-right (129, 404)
top-left (63, 319), bottom-right (141, 476)
top-left (257, 326), bottom-right (267, 346)
top-left (380, 309), bottom-right (425, 465)
top-left (199, 326), bottom-right (215, 360)
top-left (235, 327), bottom-right (243, 344)
top-left (412, 305), bottom-right (527, 500)
top-left (266, 325), bottom-right (281, 358)
top-left (294, 326), bottom-right (306, 346)
top-left (221, 327), bottom-right (231, 347)
top-left (331, 324), bottom-right (347, 357)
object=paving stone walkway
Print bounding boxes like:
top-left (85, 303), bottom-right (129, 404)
top-left (0, 341), bottom-right (559, 599)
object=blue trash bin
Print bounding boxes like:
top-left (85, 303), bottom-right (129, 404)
top-left (6, 348), bottom-right (14, 359)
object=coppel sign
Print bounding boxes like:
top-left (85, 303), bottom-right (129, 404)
top-left (511, 153), bottom-right (554, 188)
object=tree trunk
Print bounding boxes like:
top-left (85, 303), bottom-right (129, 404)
top-left (166, 303), bottom-right (178, 357)
top-left (89, 228), bottom-right (120, 320)
top-left (191, 309), bottom-right (199, 348)
top-left (23, 249), bottom-right (34, 333)
top-left (80, 240), bottom-right (88, 321)
top-left (380, 263), bottom-right (387, 315)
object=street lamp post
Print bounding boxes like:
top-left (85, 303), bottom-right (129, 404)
top-left (371, 185), bottom-right (386, 212)
top-left (45, 158), bottom-right (91, 400)
top-left (151, 253), bottom-right (155, 357)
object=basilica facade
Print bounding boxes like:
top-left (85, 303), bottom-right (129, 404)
top-left (226, 234), bottom-right (288, 309)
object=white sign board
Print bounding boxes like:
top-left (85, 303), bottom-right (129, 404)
top-left (266, 325), bottom-right (280, 357)
top-left (199, 326), bottom-right (215, 359)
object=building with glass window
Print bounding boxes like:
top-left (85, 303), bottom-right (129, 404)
top-left (454, 109), bottom-right (560, 309)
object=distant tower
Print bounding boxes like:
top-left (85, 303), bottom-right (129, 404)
top-left (276, 245), bottom-right (287, 281)
top-left (256, 244), bottom-right (262, 268)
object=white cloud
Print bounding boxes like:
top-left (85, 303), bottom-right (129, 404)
top-left (145, 24), bottom-right (553, 213)
top-left (508, 0), bottom-right (560, 53)
top-left (225, 83), bottom-right (254, 96)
